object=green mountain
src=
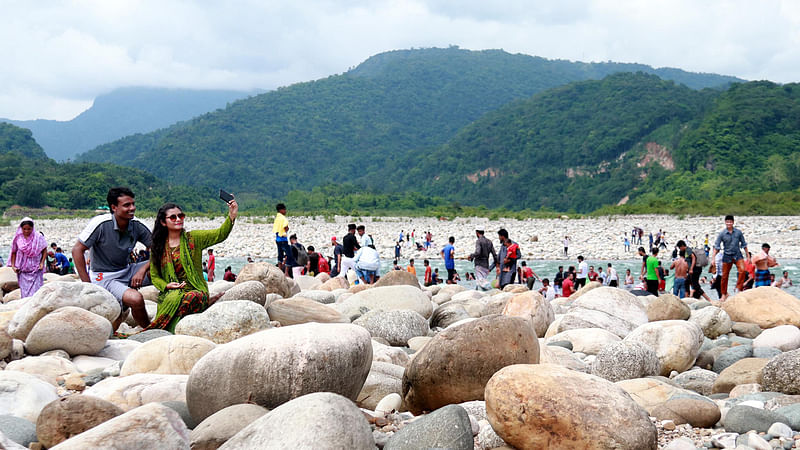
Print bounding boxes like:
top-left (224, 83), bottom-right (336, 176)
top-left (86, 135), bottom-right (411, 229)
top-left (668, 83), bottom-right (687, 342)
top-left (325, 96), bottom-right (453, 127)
top-left (78, 48), bottom-right (741, 203)
top-left (0, 122), bottom-right (213, 212)
top-left (2, 87), bottom-right (256, 161)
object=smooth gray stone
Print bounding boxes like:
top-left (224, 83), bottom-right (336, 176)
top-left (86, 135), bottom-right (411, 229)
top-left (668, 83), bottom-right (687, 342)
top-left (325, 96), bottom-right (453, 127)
top-left (753, 346), bottom-right (782, 360)
top-left (384, 404), bottom-right (473, 450)
top-left (547, 340), bottom-right (573, 351)
top-left (723, 405), bottom-right (790, 434)
top-left (713, 345), bottom-right (752, 373)
top-left (162, 401), bottom-right (197, 429)
top-left (0, 415), bottom-right (36, 447)
top-left (775, 403), bottom-right (800, 431)
top-left (127, 329), bottom-right (172, 343)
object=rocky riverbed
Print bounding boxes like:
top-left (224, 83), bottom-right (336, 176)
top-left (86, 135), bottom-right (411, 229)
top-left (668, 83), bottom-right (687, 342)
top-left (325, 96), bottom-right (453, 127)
top-left (2, 264), bottom-right (800, 449)
top-left (2, 214), bottom-right (800, 261)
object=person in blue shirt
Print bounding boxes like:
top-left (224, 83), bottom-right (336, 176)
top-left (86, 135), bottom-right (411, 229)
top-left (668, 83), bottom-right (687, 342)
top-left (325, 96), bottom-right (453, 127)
top-left (441, 236), bottom-right (456, 284)
top-left (54, 247), bottom-right (70, 275)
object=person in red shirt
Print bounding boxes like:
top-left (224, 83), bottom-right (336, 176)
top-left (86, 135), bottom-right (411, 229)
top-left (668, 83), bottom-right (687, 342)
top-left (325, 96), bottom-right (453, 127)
top-left (207, 249), bottom-right (216, 282)
top-left (423, 259), bottom-right (432, 286)
top-left (561, 272), bottom-right (575, 297)
top-left (743, 252), bottom-right (756, 290)
top-left (587, 266), bottom-right (598, 282)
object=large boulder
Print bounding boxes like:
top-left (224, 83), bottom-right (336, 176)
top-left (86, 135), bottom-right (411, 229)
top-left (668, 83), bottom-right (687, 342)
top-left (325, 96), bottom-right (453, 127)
top-left (336, 285), bottom-right (433, 319)
top-left (762, 348), bottom-right (800, 394)
top-left (8, 282), bottom-right (120, 340)
top-left (646, 294), bottom-right (691, 321)
top-left (0, 415), bottom-right (35, 448)
top-left (0, 371), bottom-right (59, 423)
top-left (293, 275), bottom-right (322, 291)
top-left (689, 306), bottom-right (732, 339)
top-left (35, 395), bottom-right (124, 448)
top-left (217, 281), bottom-right (267, 306)
top-left (0, 267), bottom-right (19, 293)
top-left (591, 341), bottom-right (661, 382)
top-left (624, 320), bottom-right (704, 375)
top-left (84, 373), bottom-right (188, 411)
top-left (373, 270), bottom-right (420, 288)
top-left (5, 355), bottom-right (79, 386)
top-left (218, 392), bottom-right (373, 449)
top-left (753, 324), bottom-right (800, 351)
top-left (673, 368), bottom-right (718, 396)
top-left (722, 287), bottom-right (800, 329)
top-left (723, 404), bottom-right (791, 434)
top-left (384, 404), bottom-right (473, 450)
top-left (353, 310), bottom-right (429, 346)
top-left (617, 378), bottom-right (720, 428)
top-left (186, 323), bottom-right (372, 423)
top-left (539, 344), bottom-right (590, 373)
top-left (429, 303), bottom-right (471, 329)
top-left (175, 300), bottom-right (271, 344)
top-left (24, 306), bottom-right (111, 356)
top-left (49, 402), bottom-right (190, 449)
top-left (501, 291), bottom-right (554, 337)
top-left (318, 276), bottom-right (349, 291)
top-left (234, 262), bottom-right (291, 298)
top-left (121, 335), bottom-right (217, 376)
top-left (711, 358), bottom-right (768, 394)
top-left (266, 298), bottom-right (346, 326)
top-left (557, 287), bottom-right (648, 338)
top-left (190, 404), bottom-right (269, 450)
top-left (402, 315), bottom-right (539, 414)
top-left (487, 364), bottom-right (656, 449)
top-left (546, 328), bottom-right (621, 356)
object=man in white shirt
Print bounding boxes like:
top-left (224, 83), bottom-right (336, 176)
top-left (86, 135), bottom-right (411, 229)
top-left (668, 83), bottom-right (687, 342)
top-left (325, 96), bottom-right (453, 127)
top-left (353, 244), bottom-right (380, 284)
top-left (538, 278), bottom-right (556, 301)
top-left (606, 263), bottom-right (619, 287)
top-left (576, 255), bottom-right (588, 289)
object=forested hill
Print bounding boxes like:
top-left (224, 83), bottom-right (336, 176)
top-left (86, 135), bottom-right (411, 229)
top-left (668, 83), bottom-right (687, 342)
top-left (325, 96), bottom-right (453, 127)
top-left (77, 47), bottom-right (741, 203)
top-left (398, 75), bottom-right (800, 214)
top-left (2, 87), bottom-right (255, 161)
top-left (0, 123), bottom-right (213, 212)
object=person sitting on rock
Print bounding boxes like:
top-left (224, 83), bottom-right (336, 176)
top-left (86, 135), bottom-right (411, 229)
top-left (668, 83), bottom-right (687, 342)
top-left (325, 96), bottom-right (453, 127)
top-left (145, 198), bottom-right (237, 332)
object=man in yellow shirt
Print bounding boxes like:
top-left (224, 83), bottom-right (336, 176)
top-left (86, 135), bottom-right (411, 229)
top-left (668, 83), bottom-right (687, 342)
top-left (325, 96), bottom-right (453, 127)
top-left (273, 203), bottom-right (294, 276)
top-left (406, 258), bottom-right (417, 276)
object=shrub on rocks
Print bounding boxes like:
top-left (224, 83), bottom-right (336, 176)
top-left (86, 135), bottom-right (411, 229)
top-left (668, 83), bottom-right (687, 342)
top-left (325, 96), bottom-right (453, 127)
top-left (591, 341), bottom-right (660, 382)
top-left (35, 395), bottom-right (124, 448)
top-left (722, 287), bottom-right (800, 329)
top-left (234, 262), bottom-right (291, 298)
top-left (486, 364), bottom-right (657, 449)
top-left (25, 307), bottom-right (111, 357)
top-left (384, 404), bottom-right (473, 450)
top-left (501, 291), bottom-right (554, 337)
top-left (762, 348), bottom-right (800, 394)
top-left (48, 402), bottom-right (190, 449)
top-left (353, 309), bottom-right (429, 346)
top-left (121, 335), bottom-right (217, 376)
top-left (186, 323), bottom-right (372, 423)
top-left (402, 315), bottom-right (539, 414)
top-left (217, 281), bottom-right (267, 306)
top-left (267, 298), bottom-right (346, 326)
top-left (8, 282), bottom-right (120, 340)
top-left (84, 373), bottom-right (188, 412)
top-left (623, 320), bottom-right (704, 375)
top-left (0, 371), bottom-right (59, 423)
top-left (190, 403), bottom-right (269, 450)
top-left (218, 392), bottom-right (373, 449)
top-left (175, 300), bottom-right (271, 344)
top-left (647, 294), bottom-right (691, 321)
top-left (689, 306), bottom-right (733, 339)
top-left (557, 287), bottom-right (648, 338)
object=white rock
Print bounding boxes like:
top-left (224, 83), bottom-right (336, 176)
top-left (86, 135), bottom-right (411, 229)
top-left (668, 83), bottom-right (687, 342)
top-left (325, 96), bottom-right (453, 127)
top-left (336, 285), bottom-right (433, 319)
top-left (557, 287), bottom-right (648, 338)
top-left (623, 320), bottom-right (704, 376)
top-left (175, 300), bottom-right (271, 344)
top-left (375, 393), bottom-right (402, 415)
top-left (546, 328), bottom-right (621, 355)
top-left (752, 324), bottom-right (800, 351)
top-left (121, 335), bottom-right (217, 376)
top-left (24, 306), bottom-right (112, 356)
top-left (72, 355), bottom-right (118, 373)
top-left (84, 373), bottom-right (188, 412)
top-left (353, 309), bottom-right (429, 346)
top-left (96, 339), bottom-right (142, 361)
top-left (0, 370), bottom-right (59, 422)
top-left (689, 306), bottom-right (733, 339)
top-left (6, 355), bottom-right (79, 385)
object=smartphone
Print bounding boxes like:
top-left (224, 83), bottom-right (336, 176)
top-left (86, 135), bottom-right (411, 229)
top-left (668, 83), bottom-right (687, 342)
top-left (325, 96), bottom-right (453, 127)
top-left (219, 189), bottom-right (235, 203)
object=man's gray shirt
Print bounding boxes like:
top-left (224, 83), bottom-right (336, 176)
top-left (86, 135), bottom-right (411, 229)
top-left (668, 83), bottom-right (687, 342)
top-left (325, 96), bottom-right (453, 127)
top-left (470, 236), bottom-right (497, 269)
top-left (714, 228), bottom-right (747, 258)
top-left (78, 214), bottom-right (152, 273)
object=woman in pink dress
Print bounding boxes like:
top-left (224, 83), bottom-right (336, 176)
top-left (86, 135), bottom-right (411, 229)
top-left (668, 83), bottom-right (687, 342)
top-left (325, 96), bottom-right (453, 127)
top-left (9, 217), bottom-right (47, 297)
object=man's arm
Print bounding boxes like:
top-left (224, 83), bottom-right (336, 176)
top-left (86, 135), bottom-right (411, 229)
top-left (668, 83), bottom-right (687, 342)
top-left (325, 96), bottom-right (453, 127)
top-left (72, 241), bottom-right (90, 282)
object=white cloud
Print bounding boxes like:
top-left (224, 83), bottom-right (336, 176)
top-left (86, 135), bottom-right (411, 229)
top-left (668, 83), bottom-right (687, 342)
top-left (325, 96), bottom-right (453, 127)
top-left (1, 0), bottom-right (798, 120)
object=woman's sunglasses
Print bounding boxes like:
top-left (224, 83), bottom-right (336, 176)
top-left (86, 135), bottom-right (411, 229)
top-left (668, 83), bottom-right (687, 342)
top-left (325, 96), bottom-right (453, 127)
top-left (166, 213), bottom-right (186, 221)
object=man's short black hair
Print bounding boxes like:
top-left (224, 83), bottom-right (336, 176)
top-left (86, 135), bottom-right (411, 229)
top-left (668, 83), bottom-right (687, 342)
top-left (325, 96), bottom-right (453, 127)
top-left (56, 247), bottom-right (62, 252)
top-left (449, 236), bottom-right (455, 243)
top-left (762, 243), bottom-right (771, 249)
top-left (424, 259), bottom-right (429, 265)
top-left (498, 228), bottom-right (509, 239)
top-left (348, 223), bottom-right (356, 231)
top-left (107, 187), bottom-right (135, 208)
top-left (577, 255), bottom-right (584, 261)
top-left (357, 225), bottom-right (365, 231)
top-left (652, 247), bottom-right (659, 255)
top-left (276, 203), bottom-right (286, 211)
top-left (307, 245), bottom-right (315, 252)
top-left (409, 258), bottom-right (414, 263)
top-left (521, 261), bottom-right (527, 266)
top-left (676, 240), bottom-right (686, 248)
top-left (208, 249), bottom-right (213, 253)
top-left (638, 246), bottom-right (646, 253)
top-left (225, 266), bottom-right (232, 271)
top-left (542, 278), bottom-right (549, 284)
top-left (289, 234), bottom-right (297, 240)
top-left (725, 215), bottom-right (734, 221)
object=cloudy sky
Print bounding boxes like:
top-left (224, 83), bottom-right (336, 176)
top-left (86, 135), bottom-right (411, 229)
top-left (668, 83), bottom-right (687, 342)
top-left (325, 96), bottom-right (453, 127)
top-left (2, 0), bottom-right (799, 120)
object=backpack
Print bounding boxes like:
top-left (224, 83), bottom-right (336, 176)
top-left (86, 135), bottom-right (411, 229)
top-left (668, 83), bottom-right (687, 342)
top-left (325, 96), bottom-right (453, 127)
top-left (293, 244), bottom-right (309, 266)
top-left (692, 247), bottom-right (709, 267)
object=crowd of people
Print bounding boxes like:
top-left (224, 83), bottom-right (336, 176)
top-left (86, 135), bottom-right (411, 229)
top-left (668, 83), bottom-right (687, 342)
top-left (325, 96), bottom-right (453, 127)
top-left (5, 192), bottom-right (796, 337)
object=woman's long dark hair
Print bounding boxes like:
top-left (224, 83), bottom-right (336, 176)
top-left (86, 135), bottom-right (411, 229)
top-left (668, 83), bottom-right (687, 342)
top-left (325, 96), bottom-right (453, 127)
top-left (151, 203), bottom-right (183, 275)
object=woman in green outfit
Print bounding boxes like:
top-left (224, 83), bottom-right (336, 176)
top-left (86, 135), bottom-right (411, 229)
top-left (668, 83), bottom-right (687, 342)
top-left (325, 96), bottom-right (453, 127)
top-left (146, 198), bottom-right (238, 332)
